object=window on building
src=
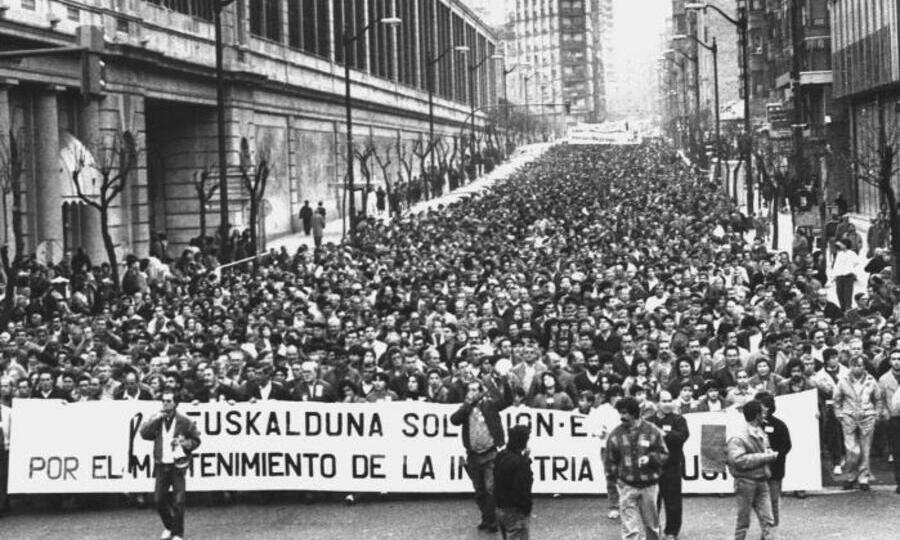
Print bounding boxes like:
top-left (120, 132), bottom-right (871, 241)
top-left (288, 0), bottom-right (331, 58)
top-left (250, 0), bottom-right (282, 41)
top-left (334, 0), bottom-right (367, 70)
top-left (144, 0), bottom-right (214, 21)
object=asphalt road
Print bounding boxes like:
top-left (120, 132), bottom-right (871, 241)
top-left (2, 489), bottom-right (899, 540)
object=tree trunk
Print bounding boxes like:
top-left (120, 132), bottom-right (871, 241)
top-left (198, 192), bottom-right (207, 240)
top-left (100, 208), bottom-right (119, 291)
top-left (249, 199), bottom-right (259, 255)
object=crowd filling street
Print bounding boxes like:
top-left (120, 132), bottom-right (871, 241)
top-left (1, 142), bottom-right (900, 540)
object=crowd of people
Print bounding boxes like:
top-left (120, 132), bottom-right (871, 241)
top-left (1, 142), bottom-right (899, 536)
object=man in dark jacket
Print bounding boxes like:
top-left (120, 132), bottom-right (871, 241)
top-left (494, 425), bottom-right (533, 540)
top-left (139, 390), bottom-right (201, 540)
top-left (450, 379), bottom-right (505, 533)
top-left (755, 391), bottom-right (792, 526)
top-left (606, 397), bottom-right (669, 540)
top-left (650, 390), bottom-right (689, 540)
top-left (299, 200), bottom-right (313, 235)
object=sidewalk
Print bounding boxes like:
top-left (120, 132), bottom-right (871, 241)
top-left (267, 142), bottom-right (554, 253)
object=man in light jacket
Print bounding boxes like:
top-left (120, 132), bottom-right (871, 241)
top-left (834, 355), bottom-right (884, 490)
top-left (727, 399), bottom-right (779, 540)
top-left (878, 349), bottom-right (900, 494)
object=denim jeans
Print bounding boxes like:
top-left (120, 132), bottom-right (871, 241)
top-left (465, 449), bottom-right (497, 527)
top-left (733, 477), bottom-right (775, 540)
top-left (497, 507), bottom-right (530, 540)
top-left (154, 464), bottom-right (187, 536)
top-left (618, 480), bottom-right (660, 540)
top-left (601, 448), bottom-right (619, 510)
top-left (767, 478), bottom-right (782, 526)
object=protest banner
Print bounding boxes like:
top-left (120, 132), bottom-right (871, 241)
top-left (8, 390), bottom-right (820, 494)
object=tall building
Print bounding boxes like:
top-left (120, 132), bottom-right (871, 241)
top-left (0, 0), bottom-right (499, 261)
top-left (505, 0), bottom-right (611, 126)
top-left (831, 0), bottom-right (900, 216)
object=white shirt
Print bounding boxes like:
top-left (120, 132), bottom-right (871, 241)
top-left (161, 417), bottom-right (176, 464)
top-left (259, 382), bottom-right (272, 400)
top-left (832, 249), bottom-right (860, 277)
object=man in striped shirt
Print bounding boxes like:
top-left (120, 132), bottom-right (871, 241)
top-left (605, 397), bottom-right (670, 540)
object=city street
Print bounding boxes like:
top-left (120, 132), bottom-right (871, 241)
top-left (1, 491), bottom-right (897, 539)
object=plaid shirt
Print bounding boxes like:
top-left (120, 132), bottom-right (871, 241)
top-left (605, 419), bottom-right (669, 487)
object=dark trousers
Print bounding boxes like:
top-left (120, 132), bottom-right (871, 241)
top-left (465, 449), bottom-right (497, 527)
top-left (0, 448), bottom-right (8, 512)
top-left (302, 221), bottom-right (311, 235)
top-left (657, 467), bottom-right (683, 536)
top-left (154, 464), bottom-right (186, 536)
top-left (824, 405), bottom-right (845, 463)
top-left (313, 235), bottom-right (323, 249)
top-left (889, 417), bottom-right (900, 485)
top-left (835, 274), bottom-right (855, 312)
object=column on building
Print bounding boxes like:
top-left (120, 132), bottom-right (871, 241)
top-left (34, 88), bottom-right (63, 263)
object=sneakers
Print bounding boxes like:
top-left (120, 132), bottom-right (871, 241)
top-left (344, 494), bottom-right (356, 505)
top-left (172, 537), bottom-right (183, 540)
top-left (607, 509), bottom-right (620, 520)
top-left (160, 531), bottom-right (172, 540)
top-left (832, 464), bottom-right (843, 475)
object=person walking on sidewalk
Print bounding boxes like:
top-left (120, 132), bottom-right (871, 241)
top-left (450, 379), bottom-right (505, 533)
top-left (831, 239), bottom-right (860, 312)
top-left (311, 210), bottom-right (326, 249)
top-left (494, 425), bottom-right (533, 540)
top-left (650, 390), bottom-right (689, 540)
top-left (299, 200), bottom-right (313, 235)
top-left (878, 349), bottom-right (900, 494)
top-left (727, 399), bottom-right (779, 540)
top-left (139, 390), bottom-right (202, 540)
top-left (605, 396), bottom-right (669, 540)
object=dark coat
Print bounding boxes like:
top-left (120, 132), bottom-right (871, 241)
top-left (450, 398), bottom-right (505, 453)
top-left (139, 411), bottom-right (201, 469)
top-left (494, 449), bottom-right (533, 515)
top-left (650, 411), bottom-right (690, 472)
top-left (763, 414), bottom-right (792, 480)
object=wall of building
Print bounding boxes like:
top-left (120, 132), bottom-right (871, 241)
top-left (0, 0), bottom-right (499, 260)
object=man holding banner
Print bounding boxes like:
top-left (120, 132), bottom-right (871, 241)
top-left (139, 390), bottom-right (201, 540)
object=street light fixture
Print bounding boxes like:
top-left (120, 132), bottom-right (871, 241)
top-left (674, 33), bottom-right (721, 180)
top-left (684, 2), bottom-right (753, 213)
top-left (467, 53), bottom-right (504, 151)
top-left (343, 16), bottom-right (402, 238)
top-left (427, 44), bottom-right (469, 185)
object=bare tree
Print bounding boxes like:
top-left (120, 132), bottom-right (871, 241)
top-left (0, 130), bottom-right (25, 324)
top-left (373, 142), bottom-right (394, 217)
top-left (842, 110), bottom-right (900, 282)
top-left (355, 138), bottom-right (376, 215)
top-left (238, 137), bottom-right (270, 255)
top-left (412, 135), bottom-right (435, 200)
top-left (71, 131), bottom-right (138, 290)
top-left (396, 138), bottom-right (414, 208)
top-left (193, 160), bottom-right (220, 241)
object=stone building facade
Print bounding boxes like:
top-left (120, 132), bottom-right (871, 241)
top-left (0, 0), bottom-right (498, 263)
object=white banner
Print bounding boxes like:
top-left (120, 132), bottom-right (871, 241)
top-left (8, 390), bottom-right (821, 494)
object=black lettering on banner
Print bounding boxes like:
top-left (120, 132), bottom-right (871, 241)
top-left (402, 455), bottom-right (436, 479)
top-left (569, 416), bottom-right (587, 437)
top-left (91, 455), bottom-right (123, 480)
top-left (449, 455), bottom-right (467, 480)
top-left (29, 456), bottom-right (78, 480)
top-left (266, 412), bottom-right (281, 436)
top-left (246, 411), bottom-right (261, 435)
top-left (129, 454), bottom-right (152, 478)
top-left (306, 412), bottom-right (321, 436)
top-left (402, 413), bottom-right (418, 436)
top-left (226, 410), bottom-right (243, 435)
top-left (321, 454), bottom-right (337, 478)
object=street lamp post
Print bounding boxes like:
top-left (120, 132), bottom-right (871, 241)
top-left (467, 53), bottom-right (503, 151)
top-left (674, 33), bottom-right (720, 178)
top-left (427, 45), bottom-right (469, 184)
top-left (666, 47), bottom-right (699, 165)
top-left (343, 15), bottom-right (401, 238)
top-left (213, 0), bottom-right (235, 261)
top-left (523, 73), bottom-right (532, 140)
top-left (685, 2), bottom-right (753, 213)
